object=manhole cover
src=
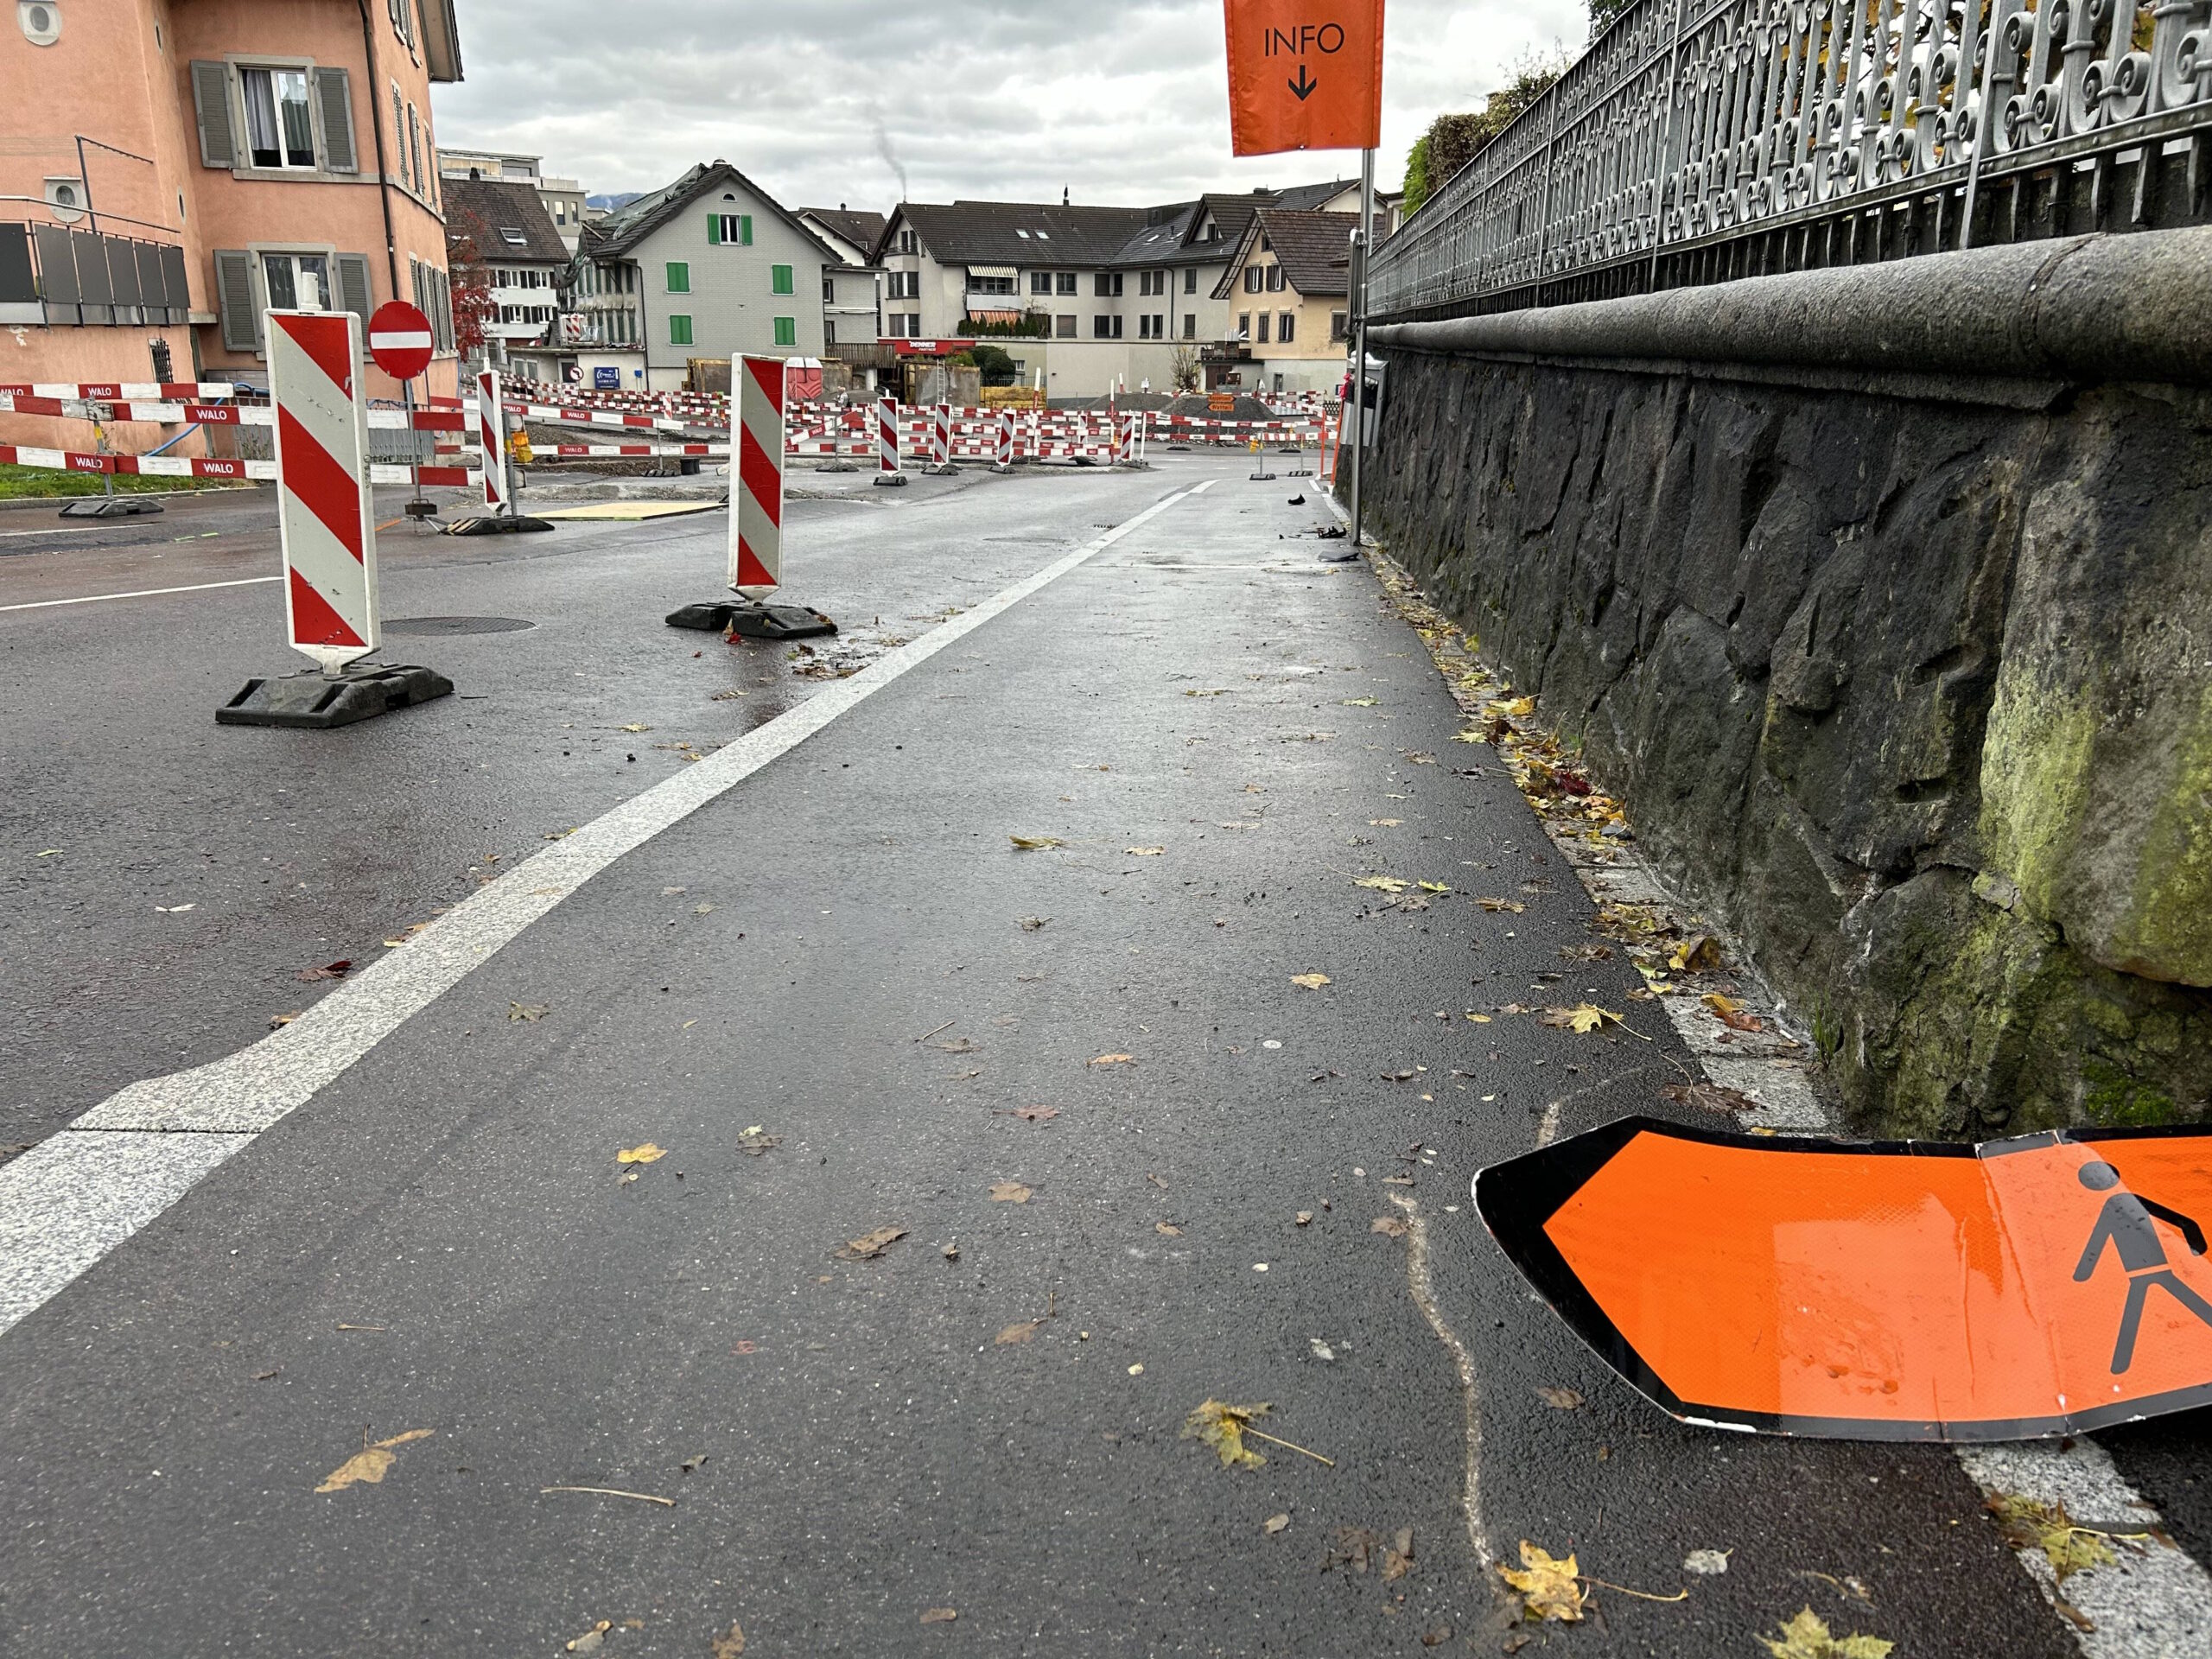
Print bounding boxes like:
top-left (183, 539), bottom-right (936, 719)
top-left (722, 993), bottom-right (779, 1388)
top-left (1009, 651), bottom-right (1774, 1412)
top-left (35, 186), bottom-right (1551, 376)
top-left (381, 616), bottom-right (537, 636)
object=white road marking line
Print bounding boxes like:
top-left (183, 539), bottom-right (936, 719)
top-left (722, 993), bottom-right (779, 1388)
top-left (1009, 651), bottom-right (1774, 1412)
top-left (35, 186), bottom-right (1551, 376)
top-left (1960, 1441), bottom-right (2212, 1657)
top-left (1555, 837), bottom-right (2212, 1653)
top-left (0, 575), bottom-right (281, 613)
top-left (1390, 1192), bottom-right (1492, 1570)
top-left (0, 485), bottom-right (1202, 1340)
top-left (1535, 1101), bottom-right (1562, 1147)
top-left (0, 524), bottom-right (107, 539)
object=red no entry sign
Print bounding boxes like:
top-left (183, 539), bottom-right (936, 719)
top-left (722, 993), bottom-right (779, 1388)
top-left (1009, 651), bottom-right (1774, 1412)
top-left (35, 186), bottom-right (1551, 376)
top-left (367, 301), bottom-right (435, 381)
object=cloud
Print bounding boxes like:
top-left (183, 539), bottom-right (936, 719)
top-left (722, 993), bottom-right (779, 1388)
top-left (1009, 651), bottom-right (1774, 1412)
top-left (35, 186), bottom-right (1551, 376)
top-left (431, 0), bottom-right (1586, 209)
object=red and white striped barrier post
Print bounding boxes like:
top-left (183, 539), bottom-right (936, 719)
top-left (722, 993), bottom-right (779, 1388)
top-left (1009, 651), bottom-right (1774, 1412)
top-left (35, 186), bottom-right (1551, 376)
top-left (731, 354), bottom-right (784, 600)
top-left (922, 401), bottom-right (957, 475)
top-left (664, 355), bottom-right (835, 640)
top-left (872, 392), bottom-right (906, 488)
top-left (476, 369), bottom-right (512, 514)
top-left (218, 308), bottom-right (453, 728)
top-left (991, 409), bottom-right (1014, 474)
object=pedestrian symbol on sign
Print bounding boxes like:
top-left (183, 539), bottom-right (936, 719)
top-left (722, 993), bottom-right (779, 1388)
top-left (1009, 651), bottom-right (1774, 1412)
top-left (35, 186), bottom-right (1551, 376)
top-left (2073, 1160), bottom-right (2212, 1373)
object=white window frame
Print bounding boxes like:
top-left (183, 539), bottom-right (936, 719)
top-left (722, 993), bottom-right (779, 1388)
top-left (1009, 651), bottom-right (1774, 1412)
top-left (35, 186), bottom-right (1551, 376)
top-left (233, 58), bottom-right (322, 174)
top-left (248, 239), bottom-right (341, 321)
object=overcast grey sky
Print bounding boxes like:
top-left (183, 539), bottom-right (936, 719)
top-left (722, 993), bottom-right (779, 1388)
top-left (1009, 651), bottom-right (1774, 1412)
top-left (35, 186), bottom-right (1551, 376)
top-left (434, 1), bottom-right (1584, 209)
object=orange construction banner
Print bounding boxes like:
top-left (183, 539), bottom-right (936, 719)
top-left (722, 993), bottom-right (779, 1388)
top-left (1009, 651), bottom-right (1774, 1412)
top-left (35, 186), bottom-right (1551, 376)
top-left (1224, 0), bottom-right (1385, 157)
top-left (1476, 1118), bottom-right (2212, 1441)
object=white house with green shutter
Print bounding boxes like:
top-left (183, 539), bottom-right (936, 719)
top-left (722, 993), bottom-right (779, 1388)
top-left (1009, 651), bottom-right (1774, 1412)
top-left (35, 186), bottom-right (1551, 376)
top-left (570, 161), bottom-right (836, 393)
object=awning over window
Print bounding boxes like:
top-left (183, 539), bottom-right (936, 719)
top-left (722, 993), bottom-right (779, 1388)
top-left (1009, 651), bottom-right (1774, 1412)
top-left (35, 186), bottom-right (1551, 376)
top-left (966, 264), bottom-right (1019, 280)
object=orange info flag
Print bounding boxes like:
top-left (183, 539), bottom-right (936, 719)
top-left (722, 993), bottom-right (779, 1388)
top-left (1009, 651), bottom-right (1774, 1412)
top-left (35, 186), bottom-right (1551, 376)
top-left (1477, 1118), bottom-right (2212, 1440)
top-left (1224, 0), bottom-right (1385, 157)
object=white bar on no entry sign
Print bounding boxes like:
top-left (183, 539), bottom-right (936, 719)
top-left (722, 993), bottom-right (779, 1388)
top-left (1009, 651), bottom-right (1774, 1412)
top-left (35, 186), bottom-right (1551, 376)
top-left (368, 330), bottom-right (434, 352)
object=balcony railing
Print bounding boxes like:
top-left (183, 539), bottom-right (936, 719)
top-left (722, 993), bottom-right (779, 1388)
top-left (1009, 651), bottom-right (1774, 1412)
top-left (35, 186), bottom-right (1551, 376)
top-left (1370, 0), bottom-right (2212, 321)
top-left (0, 220), bottom-right (191, 327)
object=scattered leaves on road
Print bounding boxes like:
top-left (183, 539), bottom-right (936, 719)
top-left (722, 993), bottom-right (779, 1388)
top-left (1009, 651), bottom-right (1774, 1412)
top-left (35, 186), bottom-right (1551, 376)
top-left (1500, 1541), bottom-right (1585, 1622)
top-left (1089, 1053), bottom-right (1135, 1067)
top-left (297, 960), bottom-right (352, 982)
top-left (1354, 875), bottom-right (1410, 894)
top-left (1264, 1512), bottom-right (1292, 1535)
top-left (1004, 1106), bottom-right (1060, 1122)
top-left (156, 903), bottom-right (195, 912)
top-left (1018, 915), bottom-right (1050, 931)
top-left (1295, 1211), bottom-right (1313, 1226)
top-left (1181, 1399), bottom-right (1271, 1470)
top-left (1670, 935), bottom-right (1724, 973)
top-left (1662, 1081), bottom-right (1761, 1116)
top-left (836, 1226), bottom-right (906, 1261)
top-left (1702, 993), bottom-right (1765, 1033)
top-left (735, 1128), bottom-right (780, 1156)
top-left (315, 1427), bottom-right (434, 1493)
top-left (1370, 818), bottom-right (1402, 827)
top-left (269, 1011), bottom-right (301, 1028)
top-left (1382, 1529), bottom-right (1416, 1581)
top-left (1156, 1221), bottom-right (1184, 1236)
top-left (989, 1180), bottom-right (1033, 1204)
top-left (1535, 1385), bottom-right (1585, 1409)
top-left (1683, 1549), bottom-right (1731, 1575)
top-left (1125, 846), bottom-right (1165, 856)
top-left (996, 1290), bottom-right (1058, 1345)
top-left (1542, 1004), bottom-right (1624, 1035)
top-left (709, 1620), bottom-right (746, 1657)
top-left (1370, 1217), bottom-right (1409, 1238)
top-left (509, 1002), bottom-right (550, 1021)
top-left (617, 1144), bottom-right (667, 1165)
top-left (619, 723), bottom-right (651, 733)
top-left (1478, 897), bottom-right (1528, 913)
top-left (919, 1608), bottom-right (957, 1624)
top-left (1290, 973), bottom-right (1332, 989)
top-left (1759, 1608), bottom-right (1893, 1658)
top-left (1341, 696), bottom-right (1378, 707)
top-left (1009, 834), bottom-right (1063, 850)
top-left (1417, 880), bottom-right (1452, 894)
top-left (1987, 1492), bottom-right (2123, 1583)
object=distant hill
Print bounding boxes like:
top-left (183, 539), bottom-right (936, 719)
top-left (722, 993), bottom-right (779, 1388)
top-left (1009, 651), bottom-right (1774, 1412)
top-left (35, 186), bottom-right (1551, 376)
top-left (586, 192), bottom-right (643, 212)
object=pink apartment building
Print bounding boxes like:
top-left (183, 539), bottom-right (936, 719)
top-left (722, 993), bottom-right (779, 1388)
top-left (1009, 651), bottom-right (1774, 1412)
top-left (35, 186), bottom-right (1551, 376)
top-left (2, 0), bottom-right (463, 451)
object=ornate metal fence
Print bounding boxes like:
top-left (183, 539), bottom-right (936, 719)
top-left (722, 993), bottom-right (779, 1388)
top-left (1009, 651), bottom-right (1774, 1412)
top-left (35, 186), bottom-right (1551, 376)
top-left (1370, 0), bottom-right (2212, 320)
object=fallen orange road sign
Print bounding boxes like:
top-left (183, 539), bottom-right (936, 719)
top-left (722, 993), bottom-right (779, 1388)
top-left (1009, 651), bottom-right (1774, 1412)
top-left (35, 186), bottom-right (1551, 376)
top-left (1475, 1117), bottom-right (2212, 1441)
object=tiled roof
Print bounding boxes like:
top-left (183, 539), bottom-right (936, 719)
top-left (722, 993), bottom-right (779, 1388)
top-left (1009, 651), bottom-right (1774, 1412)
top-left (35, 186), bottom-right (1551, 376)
top-left (1213, 208), bottom-right (1357, 299)
top-left (890, 200), bottom-right (1154, 267)
top-left (442, 175), bottom-right (569, 265)
top-left (580, 162), bottom-right (834, 264)
top-left (801, 208), bottom-right (888, 255)
top-left (1271, 178), bottom-right (1360, 213)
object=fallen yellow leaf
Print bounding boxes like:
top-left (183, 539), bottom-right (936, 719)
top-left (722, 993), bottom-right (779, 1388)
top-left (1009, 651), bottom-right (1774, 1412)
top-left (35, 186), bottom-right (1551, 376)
top-left (1354, 875), bottom-right (1410, 893)
top-left (1009, 834), bottom-right (1064, 850)
top-left (1478, 898), bottom-right (1527, 913)
top-left (1759, 1608), bottom-right (1894, 1659)
top-left (1465, 1013), bottom-right (1493, 1024)
top-left (1181, 1399), bottom-right (1271, 1470)
top-left (1089, 1053), bottom-right (1135, 1067)
top-left (1125, 846), bottom-right (1166, 856)
top-left (1499, 1541), bottom-right (1584, 1622)
top-left (1291, 973), bottom-right (1332, 990)
top-left (617, 1143), bottom-right (666, 1165)
top-left (316, 1428), bottom-right (434, 1493)
top-left (989, 1180), bottom-right (1033, 1204)
top-left (1417, 880), bottom-right (1452, 894)
top-left (1987, 1492), bottom-right (2122, 1584)
top-left (919, 1606), bottom-right (958, 1624)
top-left (1540, 1004), bottom-right (1621, 1035)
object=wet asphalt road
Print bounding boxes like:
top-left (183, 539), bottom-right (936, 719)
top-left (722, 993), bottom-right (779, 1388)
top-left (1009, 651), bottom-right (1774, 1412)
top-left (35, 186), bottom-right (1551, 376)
top-left (0, 460), bottom-right (2171, 1655)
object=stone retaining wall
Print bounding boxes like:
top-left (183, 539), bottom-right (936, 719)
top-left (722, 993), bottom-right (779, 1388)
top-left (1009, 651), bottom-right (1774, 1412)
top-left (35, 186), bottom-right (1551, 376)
top-left (1363, 229), bottom-right (2212, 1137)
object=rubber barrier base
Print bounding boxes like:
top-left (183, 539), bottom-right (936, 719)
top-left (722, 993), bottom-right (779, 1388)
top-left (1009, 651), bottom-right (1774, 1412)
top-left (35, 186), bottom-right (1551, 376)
top-left (59, 495), bottom-right (164, 518)
top-left (920, 463), bottom-right (960, 476)
top-left (441, 514), bottom-right (556, 536)
top-left (871, 474), bottom-right (909, 488)
top-left (217, 662), bottom-right (454, 729)
top-left (664, 601), bottom-right (839, 640)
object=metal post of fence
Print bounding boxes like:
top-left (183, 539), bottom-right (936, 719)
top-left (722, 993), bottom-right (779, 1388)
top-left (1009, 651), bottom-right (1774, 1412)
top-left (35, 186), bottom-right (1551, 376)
top-left (1349, 144), bottom-right (1375, 554)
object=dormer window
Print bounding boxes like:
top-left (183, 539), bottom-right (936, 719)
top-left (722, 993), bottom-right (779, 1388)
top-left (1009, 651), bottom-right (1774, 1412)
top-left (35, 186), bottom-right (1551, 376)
top-left (500, 226), bottom-right (527, 245)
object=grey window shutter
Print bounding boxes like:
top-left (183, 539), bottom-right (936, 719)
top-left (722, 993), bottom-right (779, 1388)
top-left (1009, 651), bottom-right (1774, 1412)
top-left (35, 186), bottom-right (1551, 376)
top-left (336, 253), bottom-right (372, 320)
top-left (314, 69), bottom-right (357, 172)
top-left (190, 63), bottom-right (237, 168)
top-left (213, 249), bottom-right (258, 351)
top-left (435, 268), bottom-right (454, 351)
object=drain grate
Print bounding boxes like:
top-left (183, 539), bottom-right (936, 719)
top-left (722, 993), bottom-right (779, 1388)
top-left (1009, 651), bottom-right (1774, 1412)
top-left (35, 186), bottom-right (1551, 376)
top-left (381, 616), bottom-right (537, 636)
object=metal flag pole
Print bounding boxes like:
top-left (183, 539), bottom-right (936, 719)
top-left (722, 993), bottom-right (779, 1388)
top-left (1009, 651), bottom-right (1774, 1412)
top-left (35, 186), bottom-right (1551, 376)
top-left (1349, 144), bottom-right (1375, 551)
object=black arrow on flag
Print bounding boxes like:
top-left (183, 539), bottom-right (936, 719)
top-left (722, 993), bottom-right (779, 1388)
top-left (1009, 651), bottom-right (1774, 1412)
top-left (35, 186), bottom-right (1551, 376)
top-left (1288, 63), bottom-right (1318, 100)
